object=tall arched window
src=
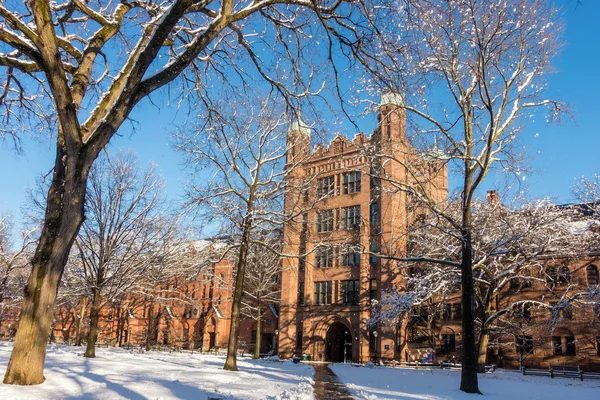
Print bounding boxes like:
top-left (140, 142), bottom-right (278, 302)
top-left (587, 265), bottom-right (599, 285)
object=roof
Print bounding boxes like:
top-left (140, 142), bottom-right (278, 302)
top-left (380, 92), bottom-right (404, 107)
top-left (288, 117), bottom-right (311, 137)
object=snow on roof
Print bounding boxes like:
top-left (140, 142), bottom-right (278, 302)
top-left (567, 219), bottom-right (599, 235)
top-left (380, 92), bottom-right (404, 107)
top-left (288, 117), bottom-right (311, 137)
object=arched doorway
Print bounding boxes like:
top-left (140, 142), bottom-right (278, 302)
top-left (325, 322), bottom-right (352, 362)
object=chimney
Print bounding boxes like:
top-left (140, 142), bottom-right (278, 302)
top-left (487, 190), bottom-right (499, 206)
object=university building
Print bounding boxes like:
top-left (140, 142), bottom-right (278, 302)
top-left (1, 240), bottom-right (280, 355)
top-left (278, 95), bottom-right (448, 363)
top-left (277, 96), bottom-right (600, 371)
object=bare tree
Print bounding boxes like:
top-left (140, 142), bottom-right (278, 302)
top-left (0, 216), bottom-right (36, 305)
top-left (0, 216), bottom-right (36, 330)
top-left (67, 151), bottom-right (170, 357)
top-left (0, 0), bottom-right (383, 384)
top-left (371, 196), bottom-right (597, 371)
top-left (241, 239), bottom-right (282, 359)
top-left (137, 239), bottom-right (219, 351)
top-left (360, 0), bottom-right (565, 392)
top-left (175, 94), bottom-right (310, 370)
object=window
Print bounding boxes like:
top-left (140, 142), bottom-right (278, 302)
top-left (298, 282), bottom-right (305, 305)
top-left (299, 214), bottom-right (307, 272)
top-left (442, 303), bottom-right (452, 320)
top-left (546, 266), bottom-right (557, 288)
top-left (510, 276), bottom-right (532, 290)
top-left (558, 266), bottom-right (571, 285)
top-left (546, 266), bottom-right (570, 288)
top-left (341, 280), bottom-right (360, 305)
top-left (342, 246), bottom-right (361, 267)
top-left (370, 202), bottom-right (379, 226)
top-left (587, 265), bottom-right (599, 285)
top-left (552, 336), bottom-right (562, 355)
top-left (317, 176), bottom-right (335, 198)
top-left (314, 281), bottom-right (332, 305)
top-left (516, 336), bottom-right (534, 355)
top-left (562, 304), bottom-right (573, 319)
top-left (251, 330), bottom-right (257, 344)
top-left (316, 245), bottom-right (334, 268)
top-left (596, 337), bottom-right (600, 357)
top-left (343, 171), bottom-right (361, 194)
top-left (441, 334), bottom-right (456, 352)
top-left (452, 303), bottom-right (462, 320)
top-left (342, 205), bottom-right (361, 229)
top-left (517, 303), bottom-right (531, 319)
top-left (369, 242), bottom-right (379, 266)
top-left (317, 210), bottom-right (334, 233)
top-left (183, 327), bottom-right (189, 342)
top-left (369, 279), bottom-right (378, 301)
top-left (565, 336), bottom-right (576, 356)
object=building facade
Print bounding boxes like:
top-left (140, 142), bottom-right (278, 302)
top-left (277, 97), bottom-right (600, 371)
top-left (278, 97), bottom-right (448, 363)
top-left (1, 241), bottom-right (280, 355)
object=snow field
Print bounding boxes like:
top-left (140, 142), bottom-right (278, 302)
top-left (330, 363), bottom-right (600, 400)
top-left (0, 343), bottom-right (314, 399)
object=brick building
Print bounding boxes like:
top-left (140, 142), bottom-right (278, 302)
top-left (431, 256), bottom-right (600, 371)
top-left (2, 240), bottom-right (280, 355)
top-left (278, 95), bottom-right (448, 363)
top-left (277, 95), bottom-right (600, 371)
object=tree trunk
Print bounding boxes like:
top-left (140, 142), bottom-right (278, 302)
top-left (146, 300), bottom-right (155, 351)
top-left (116, 308), bottom-right (125, 347)
top-left (3, 148), bottom-right (88, 385)
top-left (224, 215), bottom-right (253, 371)
top-left (84, 289), bottom-right (102, 358)
top-left (253, 299), bottom-right (261, 360)
top-left (477, 329), bottom-right (490, 373)
top-left (74, 296), bottom-right (87, 346)
top-left (459, 229), bottom-right (481, 394)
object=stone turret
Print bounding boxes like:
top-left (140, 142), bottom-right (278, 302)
top-left (378, 92), bottom-right (406, 141)
top-left (286, 116), bottom-right (311, 165)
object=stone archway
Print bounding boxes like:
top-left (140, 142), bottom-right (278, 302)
top-left (325, 322), bottom-right (353, 363)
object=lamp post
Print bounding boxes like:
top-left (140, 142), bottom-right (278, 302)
top-left (373, 331), bottom-right (378, 364)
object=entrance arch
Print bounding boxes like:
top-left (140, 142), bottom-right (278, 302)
top-left (325, 322), bottom-right (352, 362)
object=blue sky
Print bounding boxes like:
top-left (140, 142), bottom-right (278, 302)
top-left (0, 0), bottom-right (598, 224)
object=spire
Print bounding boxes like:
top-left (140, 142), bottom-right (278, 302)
top-left (424, 136), bottom-right (447, 161)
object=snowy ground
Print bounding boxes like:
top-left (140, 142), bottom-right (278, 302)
top-left (0, 343), bottom-right (314, 399)
top-left (331, 363), bottom-right (600, 400)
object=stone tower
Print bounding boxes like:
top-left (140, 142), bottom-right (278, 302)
top-left (277, 95), bottom-right (448, 363)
